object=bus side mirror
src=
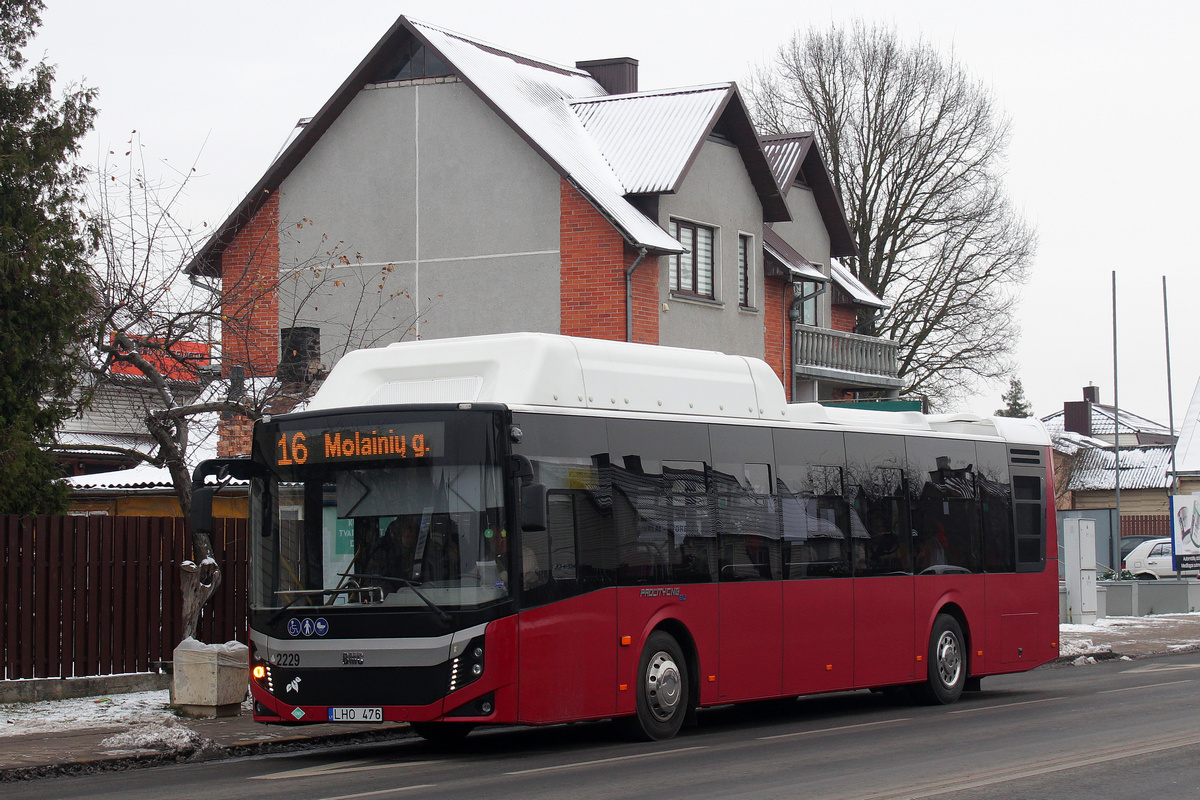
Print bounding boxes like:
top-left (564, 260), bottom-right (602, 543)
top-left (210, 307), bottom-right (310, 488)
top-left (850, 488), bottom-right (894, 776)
top-left (521, 482), bottom-right (548, 532)
top-left (192, 485), bottom-right (216, 541)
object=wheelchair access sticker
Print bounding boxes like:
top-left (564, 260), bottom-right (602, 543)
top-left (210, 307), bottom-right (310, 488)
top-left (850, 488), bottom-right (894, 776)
top-left (287, 617), bottom-right (329, 637)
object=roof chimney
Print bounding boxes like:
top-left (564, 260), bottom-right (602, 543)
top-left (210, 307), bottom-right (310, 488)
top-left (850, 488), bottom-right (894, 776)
top-left (576, 57), bottom-right (638, 95)
top-left (1082, 385), bottom-right (1100, 404)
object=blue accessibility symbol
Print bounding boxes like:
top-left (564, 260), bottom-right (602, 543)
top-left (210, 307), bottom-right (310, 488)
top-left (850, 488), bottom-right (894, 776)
top-left (300, 618), bottom-right (316, 637)
top-left (314, 618), bottom-right (329, 636)
top-left (286, 618), bottom-right (301, 636)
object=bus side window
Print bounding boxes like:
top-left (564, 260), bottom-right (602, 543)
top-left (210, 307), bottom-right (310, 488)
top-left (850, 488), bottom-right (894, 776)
top-left (906, 437), bottom-right (981, 575)
top-left (713, 462), bottom-right (778, 581)
top-left (977, 442), bottom-right (1014, 572)
top-left (851, 467), bottom-right (913, 577)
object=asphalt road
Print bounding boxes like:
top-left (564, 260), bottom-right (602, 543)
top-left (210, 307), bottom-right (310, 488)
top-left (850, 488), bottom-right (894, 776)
top-left (10, 653), bottom-right (1200, 800)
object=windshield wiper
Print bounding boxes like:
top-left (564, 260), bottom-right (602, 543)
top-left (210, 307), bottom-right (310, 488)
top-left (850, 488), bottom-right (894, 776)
top-left (339, 572), bottom-right (452, 623)
top-left (268, 586), bottom-right (383, 625)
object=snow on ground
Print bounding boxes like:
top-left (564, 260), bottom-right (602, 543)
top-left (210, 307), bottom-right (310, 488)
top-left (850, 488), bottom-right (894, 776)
top-left (0, 689), bottom-right (173, 738)
top-left (1060, 612), bottom-right (1200, 659)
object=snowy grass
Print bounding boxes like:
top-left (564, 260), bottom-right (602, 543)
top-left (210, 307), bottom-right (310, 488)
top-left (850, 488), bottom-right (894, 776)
top-left (0, 690), bottom-right (173, 738)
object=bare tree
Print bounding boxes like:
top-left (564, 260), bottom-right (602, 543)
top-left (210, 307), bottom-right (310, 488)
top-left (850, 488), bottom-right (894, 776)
top-left (70, 136), bottom-right (423, 635)
top-left (748, 21), bottom-right (1036, 407)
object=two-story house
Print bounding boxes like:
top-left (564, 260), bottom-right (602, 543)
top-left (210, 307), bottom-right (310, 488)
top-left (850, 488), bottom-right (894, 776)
top-left (185, 16), bottom-right (900, 456)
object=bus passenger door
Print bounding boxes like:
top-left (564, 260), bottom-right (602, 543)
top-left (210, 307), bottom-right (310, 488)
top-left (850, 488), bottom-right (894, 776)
top-left (517, 490), bottom-right (618, 723)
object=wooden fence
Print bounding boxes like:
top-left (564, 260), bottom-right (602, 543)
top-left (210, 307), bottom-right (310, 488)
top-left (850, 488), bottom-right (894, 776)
top-left (1121, 514), bottom-right (1170, 539)
top-left (1, 515), bottom-right (247, 680)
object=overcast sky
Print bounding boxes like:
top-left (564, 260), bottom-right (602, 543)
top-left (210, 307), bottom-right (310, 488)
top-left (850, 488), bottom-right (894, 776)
top-left (30, 0), bottom-right (1200, 426)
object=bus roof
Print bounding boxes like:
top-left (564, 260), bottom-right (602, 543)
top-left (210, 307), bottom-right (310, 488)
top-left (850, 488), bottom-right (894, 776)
top-left (304, 333), bottom-right (1048, 446)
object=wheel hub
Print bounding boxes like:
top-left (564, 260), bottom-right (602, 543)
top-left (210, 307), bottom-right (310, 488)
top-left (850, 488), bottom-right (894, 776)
top-left (935, 630), bottom-right (962, 687)
top-left (645, 650), bottom-right (682, 721)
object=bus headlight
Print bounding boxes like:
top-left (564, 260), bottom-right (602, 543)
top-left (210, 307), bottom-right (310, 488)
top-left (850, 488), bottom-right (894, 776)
top-left (448, 636), bottom-right (485, 694)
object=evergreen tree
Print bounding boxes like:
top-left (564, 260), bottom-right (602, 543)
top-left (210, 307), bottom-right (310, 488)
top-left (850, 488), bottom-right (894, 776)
top-left (0, 0), bottom-right (97, 514)
top-left (995, 377), bottom-right (1033, 418)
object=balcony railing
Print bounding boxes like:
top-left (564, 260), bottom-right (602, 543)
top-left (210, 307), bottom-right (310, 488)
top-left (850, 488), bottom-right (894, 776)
top-left (793, 324), bottom-right (902, 388)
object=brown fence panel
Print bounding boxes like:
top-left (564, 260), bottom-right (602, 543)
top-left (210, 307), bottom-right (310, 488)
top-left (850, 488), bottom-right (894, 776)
top-left (2, 515), bottom-right (251, 681)
top-left (1122, 515), bottom-right (1170, 539)
top-left (18, 518), bottom-right (35, 679)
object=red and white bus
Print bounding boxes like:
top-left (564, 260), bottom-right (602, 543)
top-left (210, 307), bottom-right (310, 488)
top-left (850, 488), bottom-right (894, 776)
top-left (193, 333), bottom-right (1058, 742)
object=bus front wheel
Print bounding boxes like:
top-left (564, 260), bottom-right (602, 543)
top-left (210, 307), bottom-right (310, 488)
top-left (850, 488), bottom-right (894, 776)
top-left (918, 614), bottom-right (966, 705)
top-left (626, 631), bottom-right (689, 741)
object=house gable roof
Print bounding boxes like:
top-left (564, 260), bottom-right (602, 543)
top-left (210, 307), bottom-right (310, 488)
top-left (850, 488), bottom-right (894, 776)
top-left (194, 17), bottom-right (800, 277)
top-left (571, 84), bottom-right (789, 221)
top-left (1042, 405), bottom-right (1174, 442)
top-left (761, 132), bottom-right (858, 258)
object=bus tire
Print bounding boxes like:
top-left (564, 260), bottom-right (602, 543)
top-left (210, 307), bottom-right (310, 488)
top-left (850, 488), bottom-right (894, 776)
top-left (410, 721), bottom-right (474, 744)
top-left (919, 614), bottom-right (966, 705)
top-left (626, 631), bottom-right (689, 741)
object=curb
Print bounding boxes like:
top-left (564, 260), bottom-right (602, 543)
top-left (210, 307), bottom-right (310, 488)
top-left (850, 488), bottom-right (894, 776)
top-left (0, 673), bottom-right (170, 704)
top-left (0, 725), bottom-right (413, 783)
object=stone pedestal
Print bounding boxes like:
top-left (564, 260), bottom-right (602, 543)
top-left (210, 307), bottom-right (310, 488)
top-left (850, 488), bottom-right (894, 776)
top-left (171, 638), bottom-right (249, 718)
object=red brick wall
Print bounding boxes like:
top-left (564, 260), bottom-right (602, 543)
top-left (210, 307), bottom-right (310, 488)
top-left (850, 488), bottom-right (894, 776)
top-left (559, 180), bottom-right (658, 344)
top-left (763, 276), bottom-right (792, 400)
top-left (830, 304), bottom-right (857, 333)
top-left (218, 194), bottom-right (281, 457)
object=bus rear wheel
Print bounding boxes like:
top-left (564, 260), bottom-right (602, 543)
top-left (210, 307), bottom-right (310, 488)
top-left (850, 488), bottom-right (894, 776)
top-left (626, 631), bottom-right (689, 741)
top-left (918, 614), bottom-right (966, 705)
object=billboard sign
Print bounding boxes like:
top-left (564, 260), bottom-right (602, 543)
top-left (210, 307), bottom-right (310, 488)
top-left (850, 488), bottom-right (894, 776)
top-left (1170, 493), bottom-right (1200, 571)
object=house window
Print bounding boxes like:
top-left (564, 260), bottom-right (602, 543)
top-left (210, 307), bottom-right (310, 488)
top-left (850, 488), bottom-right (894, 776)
top-left (669, 219), bottom-right (715, 299)
top-left (738, 235), bottom-right (752, 307)
top-left (794, 281), bottom-right (819, 326)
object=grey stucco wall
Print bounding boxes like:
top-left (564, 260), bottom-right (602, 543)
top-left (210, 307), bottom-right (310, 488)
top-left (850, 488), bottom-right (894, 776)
top-left (771, 184), bottom-right (834, 324)
top-left (277, 79), bottom-right (562, 367)
top-left (656, 139), bottom-right (765, 359)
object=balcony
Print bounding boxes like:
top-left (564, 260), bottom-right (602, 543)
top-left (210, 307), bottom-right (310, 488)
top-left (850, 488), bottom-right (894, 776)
top-left (793, 324), bottom-right (904, 390)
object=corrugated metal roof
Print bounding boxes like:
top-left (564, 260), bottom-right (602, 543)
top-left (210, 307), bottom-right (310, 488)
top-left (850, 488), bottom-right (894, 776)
top-left (1066, 446), bottom-right (1174, 491)
top-left (571, 85), bottom-right (730, 194)
top-left (412, 20), bottom-right (684, 254)
top-left (65, 463), bottom-right (175, 490)
top-left (55, 432), bottom-right (155, 455)
top-left (830, 260), bottom-right (886, 308)
top-left (762, 227), bottom-right (825, 281)
top-left (1042, 406), bottom-right (1172, 438)
top-left (762, 134), bottom-right (813, 191)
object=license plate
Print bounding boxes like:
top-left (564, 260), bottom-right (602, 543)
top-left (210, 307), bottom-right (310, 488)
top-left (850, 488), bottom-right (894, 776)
top-left (327, 707), bottom-right (383, 722)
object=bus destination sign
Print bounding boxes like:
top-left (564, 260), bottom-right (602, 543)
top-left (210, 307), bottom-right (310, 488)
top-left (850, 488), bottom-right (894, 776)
top-left (274, 422), bottom-right (444, 467)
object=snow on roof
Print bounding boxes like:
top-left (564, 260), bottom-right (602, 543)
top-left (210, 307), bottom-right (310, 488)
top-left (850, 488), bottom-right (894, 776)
top-left (1066, 445), bottom-right (1175, 492)
top-left (1052, 429), bottom-right (1112, 457)
top-left (410, 19), bottom-right (684, 254)
top-left (571, 84), bottom-right (732, 194)
top-left (1042, 404), bottom-right (1173, 439)
top-left (65, 462), bottom-right (175, 490)
top-left (830, 260), bottom-right (886, 308)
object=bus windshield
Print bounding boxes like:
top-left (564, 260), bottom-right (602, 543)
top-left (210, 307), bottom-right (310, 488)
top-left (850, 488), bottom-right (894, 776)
top-left (250, 412), bottom-right (511, 612)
